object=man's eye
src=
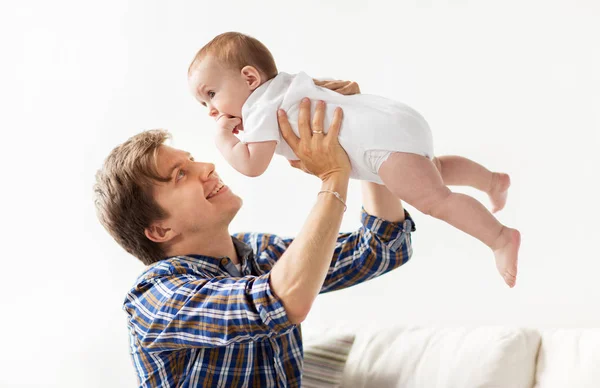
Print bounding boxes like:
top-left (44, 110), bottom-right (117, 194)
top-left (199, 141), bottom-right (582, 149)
top-left (208, 91), bottom-right (215, 99)
top-left (177, 170), bottom-right (186, 180)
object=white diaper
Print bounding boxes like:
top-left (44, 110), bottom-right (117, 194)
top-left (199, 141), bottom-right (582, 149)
top-left (365, 149), bottom-right (394, 175)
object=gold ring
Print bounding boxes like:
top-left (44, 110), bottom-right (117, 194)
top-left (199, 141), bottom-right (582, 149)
top-left (312, 130), bottom-right (324, 134)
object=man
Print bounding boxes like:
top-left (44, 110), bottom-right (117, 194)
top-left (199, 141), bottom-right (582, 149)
top-left (94, 98), bottom-right (415, 387)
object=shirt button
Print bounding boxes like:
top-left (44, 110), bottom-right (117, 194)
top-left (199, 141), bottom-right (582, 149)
top-left (220, 257), bottom-right (230, 266)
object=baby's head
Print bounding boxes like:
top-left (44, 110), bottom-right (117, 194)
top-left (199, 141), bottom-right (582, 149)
top-left (188, 32), bottom-right (278, 124)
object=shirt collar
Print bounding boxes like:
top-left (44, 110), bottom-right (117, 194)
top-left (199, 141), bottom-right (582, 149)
top-left (159, 236), bottom-right (253, 276)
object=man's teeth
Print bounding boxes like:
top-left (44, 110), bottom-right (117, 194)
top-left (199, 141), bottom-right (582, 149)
top-left (208, 181), bottom-right (225, 198)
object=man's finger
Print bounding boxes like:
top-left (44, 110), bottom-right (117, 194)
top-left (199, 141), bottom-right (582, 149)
top-left (332, 81), bottom-right (351, 89)
top-left (337, 82), bottom-right (360, 95)
top-left (335, 84), bottom-right (352, 95)
top-left (278, 109), bottom-right (299, 150)
top-left (312, 100), bottom-right (325, 135)
top-left (297, 98), bottom-right (313, 139)
top-left (289, 160), bottom-right (313, 175)
top-left (321, 80), bottom-right (348, 91)
top-left (327, 107), bottom-right (344, 139)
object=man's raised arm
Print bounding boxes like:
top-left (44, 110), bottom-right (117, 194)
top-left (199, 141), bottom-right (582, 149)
top-left (269, 98), bottom-right (351, 324)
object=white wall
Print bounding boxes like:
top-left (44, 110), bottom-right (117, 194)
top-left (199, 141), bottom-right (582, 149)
top-left (2, 0), bottom-right (599, 386)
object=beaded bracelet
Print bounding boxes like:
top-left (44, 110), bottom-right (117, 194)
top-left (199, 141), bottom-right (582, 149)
top-left (318, 190), bottom-right (347, 212)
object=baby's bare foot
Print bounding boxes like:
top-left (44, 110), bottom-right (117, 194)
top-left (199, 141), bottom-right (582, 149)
top-left (489, 173), bottom-right (511, 213)
top-left (493, 227), bottom-right (520, 288)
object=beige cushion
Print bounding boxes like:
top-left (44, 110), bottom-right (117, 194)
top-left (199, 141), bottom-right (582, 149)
top-left (341, 326), bottom-right (540, 388)
top-left (302, 333), bottom-right (356, 388)
top-left (534, 329), bottom-right (600, 388)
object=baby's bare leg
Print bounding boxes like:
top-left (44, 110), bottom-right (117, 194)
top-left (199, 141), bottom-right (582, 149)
top-left (380, 152), bottom-right (520, 287)
top-left (433, 155), bottom-right (511, 213)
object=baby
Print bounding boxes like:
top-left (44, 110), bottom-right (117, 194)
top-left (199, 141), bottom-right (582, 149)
top-left (188, 32), bottom-right (520, 288)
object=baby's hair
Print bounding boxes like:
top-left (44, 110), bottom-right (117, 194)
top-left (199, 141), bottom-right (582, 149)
top-left (188, 32), bottom-right (278, 80)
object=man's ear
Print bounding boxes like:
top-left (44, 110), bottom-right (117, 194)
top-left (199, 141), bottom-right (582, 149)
top-left (144, 222), bottom-right (179, 243)
top-left (241, 66), bottom-right (262, 91)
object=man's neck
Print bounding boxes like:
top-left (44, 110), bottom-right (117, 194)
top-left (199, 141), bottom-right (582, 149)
top-left (165, 228), bottom-right (240, 265)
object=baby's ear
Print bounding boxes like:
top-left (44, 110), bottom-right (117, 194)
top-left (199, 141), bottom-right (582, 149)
top-left (241, 66), bottom-right (262, 91)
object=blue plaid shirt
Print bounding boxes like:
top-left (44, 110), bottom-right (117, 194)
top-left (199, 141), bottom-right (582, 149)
top-left (123, 208), bottom-right (415, 387)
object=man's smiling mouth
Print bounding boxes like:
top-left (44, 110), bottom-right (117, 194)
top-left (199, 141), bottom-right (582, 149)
top-left (206, 180), bottom-right (226, 199)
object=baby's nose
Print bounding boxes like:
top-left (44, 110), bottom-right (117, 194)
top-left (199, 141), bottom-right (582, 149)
top-left (209, 108), bottom-right (219, 118)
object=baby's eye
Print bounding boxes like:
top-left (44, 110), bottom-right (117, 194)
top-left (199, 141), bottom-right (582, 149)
top-left (177, 170), bottom-right (186, 180)
top-left (208, 91), bottom-right (215, 99)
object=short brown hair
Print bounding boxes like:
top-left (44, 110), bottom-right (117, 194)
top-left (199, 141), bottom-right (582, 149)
top-left (188, 31), bottom-right (278, 80)
top-left (94, 129), bottom-right (171, 265)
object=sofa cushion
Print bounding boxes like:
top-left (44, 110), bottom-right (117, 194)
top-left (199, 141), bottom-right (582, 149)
top-left (341, 326), bottom-right (540, 388)
top-left (534, 329), bottom-right (600, 388)
top-left (302, 332), bottom-right (356, 388)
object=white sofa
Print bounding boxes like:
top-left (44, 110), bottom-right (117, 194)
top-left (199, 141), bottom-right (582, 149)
top-left (304, 326), bottom-right (600, 388)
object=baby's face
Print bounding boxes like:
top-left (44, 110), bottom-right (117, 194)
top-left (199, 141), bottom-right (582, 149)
top-left (188, 56), bottom-right (253, 130)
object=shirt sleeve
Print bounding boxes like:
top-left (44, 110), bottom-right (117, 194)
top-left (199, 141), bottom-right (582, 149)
top-left (123, 271), bottom-right (294, 353)
top-left (235, 208), bottom-right (415, 293)
top-left (319, 208), bottom-right (416, 293)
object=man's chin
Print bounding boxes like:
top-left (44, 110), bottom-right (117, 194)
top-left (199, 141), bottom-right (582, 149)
top-left (231, 196), bottom-right (243, 215)
top-left (222, 194), bottom-right (243, 219)
top-left (205, 189), bottom-right (243, 222)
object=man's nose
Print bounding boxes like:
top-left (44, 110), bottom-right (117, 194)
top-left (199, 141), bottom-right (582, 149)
top-left (192, 161), bottom-right (216, 180)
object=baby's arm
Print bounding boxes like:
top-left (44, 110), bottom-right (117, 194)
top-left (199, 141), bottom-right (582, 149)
top-left (215, 116), bottom-right (276, 177)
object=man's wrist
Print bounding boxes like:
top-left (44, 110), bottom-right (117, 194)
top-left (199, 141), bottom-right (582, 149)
top-left (320, 172), bottom-right (350, 200)
top-left (318, 190), bottom-right (347, 212)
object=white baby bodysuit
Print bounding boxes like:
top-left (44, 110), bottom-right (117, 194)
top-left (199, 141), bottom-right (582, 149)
top-left (238, 72), bottom-right (434, 184)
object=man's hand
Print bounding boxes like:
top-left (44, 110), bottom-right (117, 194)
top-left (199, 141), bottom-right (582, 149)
top-left (277, 98), bottom-right (350, 182)
top-left (313, 79), bottom-right (361, 95)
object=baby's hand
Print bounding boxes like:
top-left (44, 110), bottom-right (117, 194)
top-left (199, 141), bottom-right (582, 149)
top-left (216, 115), bottom-right (243, 135)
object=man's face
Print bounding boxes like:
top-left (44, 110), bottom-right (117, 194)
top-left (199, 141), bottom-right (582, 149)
top-left (150, 145), bottom-right (243, 238)
top-left (188, 56), bottom-right (252, 132)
